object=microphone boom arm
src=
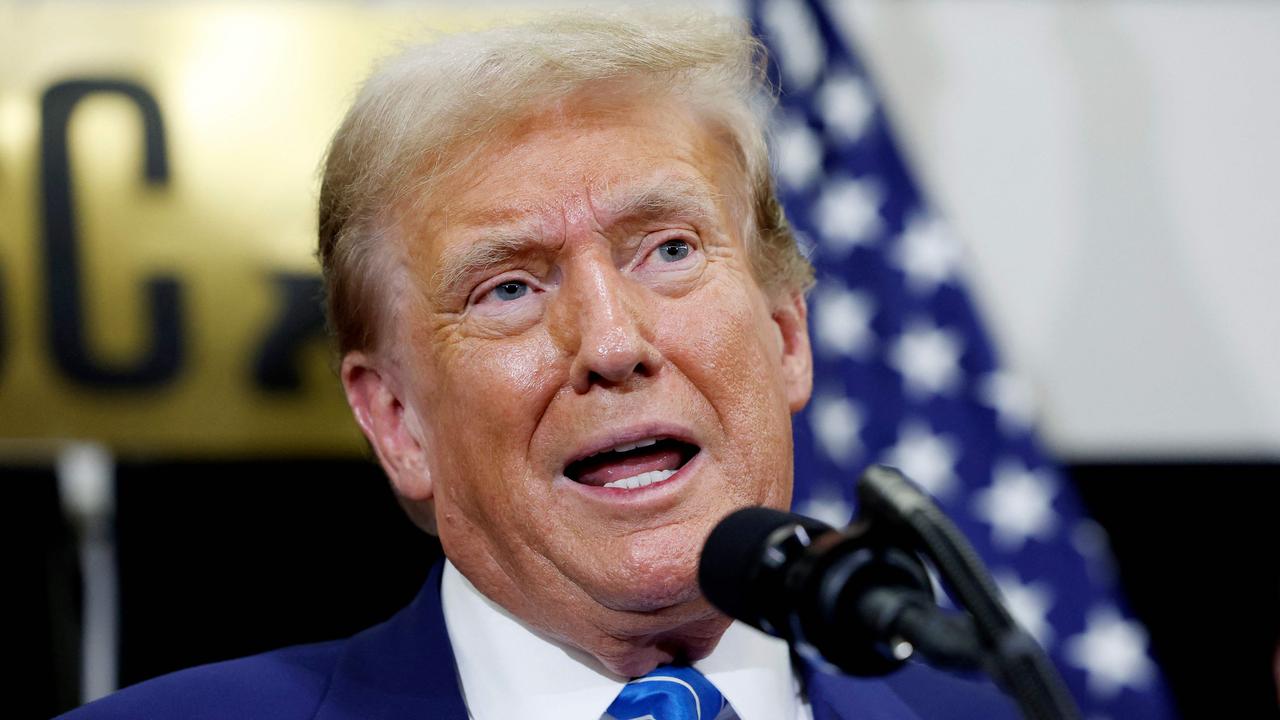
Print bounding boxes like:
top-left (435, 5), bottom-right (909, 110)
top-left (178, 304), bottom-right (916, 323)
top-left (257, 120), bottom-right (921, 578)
top-left (858, 465), bottom-right (1081, 720)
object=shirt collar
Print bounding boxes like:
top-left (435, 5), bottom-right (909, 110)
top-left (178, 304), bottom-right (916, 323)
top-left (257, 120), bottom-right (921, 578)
top-left (441, 560), bottom-right (801, 720)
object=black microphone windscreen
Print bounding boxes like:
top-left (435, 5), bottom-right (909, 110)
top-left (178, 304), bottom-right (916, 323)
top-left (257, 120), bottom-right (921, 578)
top-left (699, 506), bottom-right (834, 628)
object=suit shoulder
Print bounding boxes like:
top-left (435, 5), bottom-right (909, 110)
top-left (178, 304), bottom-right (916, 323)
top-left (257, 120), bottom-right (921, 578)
top-left (807, 660), bottom-right (1020, 720)
top-left (57, 640), bottom-right (346, 720)
top-left (882, 662), bottom-right (1020, 719)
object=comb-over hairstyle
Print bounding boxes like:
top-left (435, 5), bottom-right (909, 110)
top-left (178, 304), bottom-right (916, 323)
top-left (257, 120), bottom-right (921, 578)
top-left (318, 11), bottom-right (813, 355)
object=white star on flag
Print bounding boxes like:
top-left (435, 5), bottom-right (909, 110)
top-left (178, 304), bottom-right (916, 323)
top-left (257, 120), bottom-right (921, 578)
top-left (761, 0), bottom-right (824, 90)
top-left (890, 211), bottom-right (964, 293)
top-left (994, 570), bottom-right (1057, 649)
top-left (972, 458), bottom-right (1060, 551)
top-left (888, 321), bottom-right (963, 397)
top-left (815, 176), bottom-right (884, 252)
top-left (813, 283), bottom-right (875, 357)
top-left (795, 485), bottom-right (853, 528)
top-left (882, 422), bottom-right (959, 499)
top-left (1070, 520), bottom-right (1119, 587)
top-left (773, 113), bottom-right (823, 191)
top-left (1064, 606), bottom-right (1157, 700)
top-left (817, 69), bottom-right (874, 143)
top-left (809, 394), bottom-right (864, 467)
top-left (979, 370), bottom-right (1040, 433)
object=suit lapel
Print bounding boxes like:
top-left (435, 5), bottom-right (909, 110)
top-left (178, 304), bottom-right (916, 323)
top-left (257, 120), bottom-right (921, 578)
top-left (314, 560), bottom-right (469, 720)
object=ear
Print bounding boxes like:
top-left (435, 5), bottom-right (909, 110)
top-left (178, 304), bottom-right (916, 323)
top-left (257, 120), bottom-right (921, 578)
top-left (771, 291), bottom-right (813, 413)
top-left (341, 351), bottom-right (434, 503)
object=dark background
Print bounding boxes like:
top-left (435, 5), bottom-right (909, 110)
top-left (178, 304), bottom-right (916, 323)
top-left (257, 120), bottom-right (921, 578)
top-left (10, 459), bottom-right (1279, 719)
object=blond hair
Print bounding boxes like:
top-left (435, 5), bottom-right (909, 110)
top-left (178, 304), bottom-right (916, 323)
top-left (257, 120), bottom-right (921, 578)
top-left (318, 11), bottom-right (813, 355)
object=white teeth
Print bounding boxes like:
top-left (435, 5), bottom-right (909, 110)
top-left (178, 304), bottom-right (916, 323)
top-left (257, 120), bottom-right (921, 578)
top-left (608, 438), bottom-right (659, 454)
top-left (602, 468), bottom-right (676, 490)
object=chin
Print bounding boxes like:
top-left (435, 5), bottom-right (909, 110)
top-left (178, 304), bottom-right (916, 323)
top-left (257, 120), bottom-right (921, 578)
top-left (595, 565), bottom-right (701, 613)
top-left (593, 534), bottom-right (706, 612)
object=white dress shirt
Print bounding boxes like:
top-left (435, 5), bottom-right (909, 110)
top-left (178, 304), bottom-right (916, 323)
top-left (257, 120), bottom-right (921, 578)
top-left (441, 561), bottom-right (814, 720)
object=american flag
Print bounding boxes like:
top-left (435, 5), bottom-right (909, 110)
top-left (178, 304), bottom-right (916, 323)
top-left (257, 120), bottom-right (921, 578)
top-left (751, 1), bottom-right (1176, 717)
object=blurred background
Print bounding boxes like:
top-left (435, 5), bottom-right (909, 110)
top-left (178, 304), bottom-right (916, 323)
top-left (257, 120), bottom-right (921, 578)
top-left (2, 0), bottom-right (1277, 717)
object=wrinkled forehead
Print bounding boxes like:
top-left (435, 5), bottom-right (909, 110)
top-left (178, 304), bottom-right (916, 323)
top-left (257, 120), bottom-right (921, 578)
top-left (450, 170), bottom-right (724, 236)
top-left (404, 89), bottom-right (748, 258)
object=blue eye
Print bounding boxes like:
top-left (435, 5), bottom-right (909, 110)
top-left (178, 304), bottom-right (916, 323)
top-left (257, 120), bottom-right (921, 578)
top-left (491, 281), bottom-right (529, 301)
top-left (655, 239), bottom-right (691, 263)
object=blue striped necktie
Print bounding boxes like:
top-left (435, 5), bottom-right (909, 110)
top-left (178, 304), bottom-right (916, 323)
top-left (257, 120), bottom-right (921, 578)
top-left (602, 664), bottom-right (730, 720)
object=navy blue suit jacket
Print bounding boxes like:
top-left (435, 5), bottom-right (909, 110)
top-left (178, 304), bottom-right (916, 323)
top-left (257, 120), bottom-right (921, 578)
top-left (60, 561), bottom-right (1018, 719)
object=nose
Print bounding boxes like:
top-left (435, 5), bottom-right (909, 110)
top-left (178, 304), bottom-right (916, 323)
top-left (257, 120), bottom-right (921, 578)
top-left (557, 259), bottom-right (662, 394)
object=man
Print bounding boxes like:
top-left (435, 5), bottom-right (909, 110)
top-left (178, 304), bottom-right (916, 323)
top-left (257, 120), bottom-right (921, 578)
top-left (63, 12), bottom-right (1016, 719)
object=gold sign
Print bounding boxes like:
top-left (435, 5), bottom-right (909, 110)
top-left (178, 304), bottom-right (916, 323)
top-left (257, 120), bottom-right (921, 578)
top-left (0, 2), bottom-right (517, 456)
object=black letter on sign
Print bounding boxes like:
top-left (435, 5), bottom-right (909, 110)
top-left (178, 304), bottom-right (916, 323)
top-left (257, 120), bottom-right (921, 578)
top-left (253, 273), bottom-right (327, 392)
top-left (40, 79), bottom-right (183, 388)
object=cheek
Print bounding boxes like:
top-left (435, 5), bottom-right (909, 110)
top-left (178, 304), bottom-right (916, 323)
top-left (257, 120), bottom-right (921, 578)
top-left (669, 281), bottom-right (787, 414)
top-left (662, 279), bottom-right (794, 497)
top-left (422, 328), bottom-right (565, 512)
top-left (429, 323), bottom-right (562, 414)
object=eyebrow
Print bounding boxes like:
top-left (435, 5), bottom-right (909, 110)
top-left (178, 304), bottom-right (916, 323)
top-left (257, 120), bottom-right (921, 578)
top-left (432, 175), bottom-right (724, 297)
top-left (599, 176), bottom-right (723, 226)
top-left (432, 226), bottom-right (543, 300)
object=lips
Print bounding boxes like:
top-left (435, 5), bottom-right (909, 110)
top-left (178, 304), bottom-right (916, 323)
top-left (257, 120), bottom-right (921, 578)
top-left (564, 436), bottom-right (700, 489)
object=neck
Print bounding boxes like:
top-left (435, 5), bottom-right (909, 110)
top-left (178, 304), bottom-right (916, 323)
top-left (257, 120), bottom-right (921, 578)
top-left (577, 603), bottom-right (734, 677)
top-left (451, 556), bottom-right (733, 678)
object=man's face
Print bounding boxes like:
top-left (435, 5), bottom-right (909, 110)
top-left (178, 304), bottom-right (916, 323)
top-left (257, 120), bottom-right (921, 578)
top-left (353, 91), bottom-right (811, 671)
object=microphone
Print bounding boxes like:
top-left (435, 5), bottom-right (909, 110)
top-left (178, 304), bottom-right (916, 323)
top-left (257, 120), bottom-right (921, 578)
top-left (699, 466), bottom-right (1083, 720)
top-left (699, 505), bottom-right (981, 676)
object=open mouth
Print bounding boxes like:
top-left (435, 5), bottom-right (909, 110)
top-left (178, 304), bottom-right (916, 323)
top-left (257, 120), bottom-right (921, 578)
top-left (564, 437), bottom-right (700, 490)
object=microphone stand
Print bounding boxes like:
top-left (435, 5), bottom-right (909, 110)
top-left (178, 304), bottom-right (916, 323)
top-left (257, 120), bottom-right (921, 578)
top-left (857, 465), bottom-right (1081, 720)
